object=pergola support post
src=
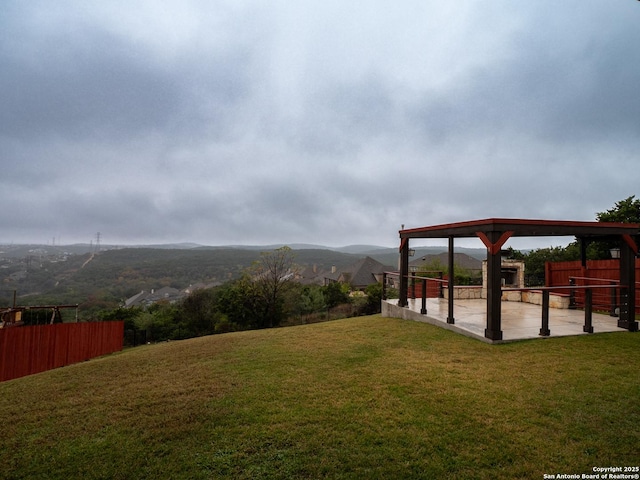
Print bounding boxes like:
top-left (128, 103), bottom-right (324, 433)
top-left (447, 236), bottom-right (455, 324)
top-left (484, 231), bottom-right (503, 341)
top-left (583, 288), bottom-right (594, 333)
top-left (382, 273), bottom-right (387, 301)
top-left (398, 238), bottom-right (409, 308)
top-left (540, 290), bottom-right (550, 336)
top-left (618, 238), bottom-right (638, 332)
top-left (609, 283), bottom-right (618, 317)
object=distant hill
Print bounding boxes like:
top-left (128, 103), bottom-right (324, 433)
top-left (0, 246), bottom-right (363, 310)
top-left (409, 252), bottom-right (483, 270)
top-left (1, 242), bottom-right (487, 258)
top-left (360, 246), bottom-right (487, 268)
top-left (0, 241), bottom-right (490, 315)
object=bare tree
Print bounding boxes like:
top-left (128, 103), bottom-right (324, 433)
top-left (252, 246), bottom-right (298, 328)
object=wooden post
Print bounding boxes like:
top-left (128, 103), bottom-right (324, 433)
top-left (382, 273), bottom-right (387, 301)
top-left (398, 239), bottom-right (409, 307)
top-left (609, 283), bottom-right (618, 317)
top-left (540, 290), bottom-right (550, 336)
top-left (583, 288), bottom-right (594, 333)
top-left (421, 278), bottom-right (427, 314)
top-left (410, 274), bottom-right (415, 300)
top-left (569, 278), bottom-right (576, 309)
top-left (447, 236), bottom-right (455, 324)
top-left (485, 232), bottom-right (503, 341)
top-left (618, 239), bottom-right (638, 331)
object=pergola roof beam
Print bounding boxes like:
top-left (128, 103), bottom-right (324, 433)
top-left (400, 218), bottom-right (639, 240)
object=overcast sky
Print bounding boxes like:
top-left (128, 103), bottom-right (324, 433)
top-left (2, 1), bottom-right (639, 249)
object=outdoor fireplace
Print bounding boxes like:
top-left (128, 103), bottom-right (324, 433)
top-left (481, 259), bottom-right (525, 300)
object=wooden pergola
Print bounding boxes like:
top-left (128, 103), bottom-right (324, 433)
top-left (398, 218), bottom-right (639, 341)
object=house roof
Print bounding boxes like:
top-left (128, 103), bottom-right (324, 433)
top-left (124, 290), bottom-right (148, 307)
top-left (124, 286), bottom-right (184, 307)
top-left (334, 256), bottom-right (394, 287)
top-left (296, 265), bottom-right (327, 285)
top-left (153, 286), bottom-right (181, 298)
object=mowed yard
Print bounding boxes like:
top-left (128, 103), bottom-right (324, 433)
top-left (1, 315), bottom-right (638, 479)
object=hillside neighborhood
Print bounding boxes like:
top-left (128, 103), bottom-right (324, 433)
top-left (123, 255), bottom-right (398, 308)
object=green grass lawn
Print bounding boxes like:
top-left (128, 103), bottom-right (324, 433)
top-left (1, 316), bottom-right (638, 479)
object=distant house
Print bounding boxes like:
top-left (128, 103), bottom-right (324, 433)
top-left (124, 287), bottom-right (184, 308)
top-left (295, 264), bottom-right (328, 285)
top-left (124, 282), bottom-right (220, 308)
top-left (124, 290), bottom-right (148, 308)
top-left (324, 256), bottom-right (394, 290)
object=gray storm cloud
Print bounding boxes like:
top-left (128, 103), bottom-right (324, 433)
top-left (1, 0), bottom-right (639, 247)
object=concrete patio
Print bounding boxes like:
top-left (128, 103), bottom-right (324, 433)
top-left (382, 297), bottom-right (627, 343)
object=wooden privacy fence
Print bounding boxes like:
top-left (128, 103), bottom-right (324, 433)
top-left (546, 259), bottom-right (640, 315)
top-left (0, 321), bottom-right (124, 382)
top-left (407, 273), bottom-right (444, 299)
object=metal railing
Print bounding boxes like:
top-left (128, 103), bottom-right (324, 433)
top-left (383, 271), bottom-right (462, 316)
top-left (502, 284), bottom-right (623, 336)
top-left (567, 276), bottom-right (640, 316)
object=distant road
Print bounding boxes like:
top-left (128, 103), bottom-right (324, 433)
top-left (81, 253), bottom-right (95, 269)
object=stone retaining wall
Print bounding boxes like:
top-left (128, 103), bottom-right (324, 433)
top-left (443, 287), bottom-right (570, 308)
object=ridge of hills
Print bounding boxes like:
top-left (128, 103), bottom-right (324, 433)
top-left (0, 242), bottom-right (487, 314)
top-left (0, 241), bottom-right (487, 260)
